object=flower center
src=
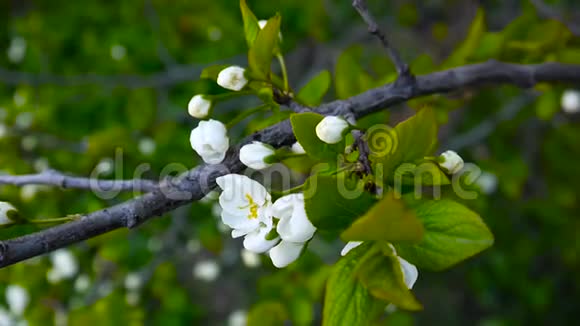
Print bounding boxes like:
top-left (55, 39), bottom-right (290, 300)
top-left (244, 193), bottom-right (259, 220)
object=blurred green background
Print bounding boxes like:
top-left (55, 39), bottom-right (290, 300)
top-left (1, 0), bottom-right (579, 325)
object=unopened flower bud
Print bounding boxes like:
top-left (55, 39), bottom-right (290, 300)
top-left (315, 116), bottom-right (349, 144)
top-left (438, 150), bottom-right (464, 174)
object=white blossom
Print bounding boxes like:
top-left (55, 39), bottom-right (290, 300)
top-left (315, 116), bottom-right (349, 144)
top-left (190, 119), bottom-right (229, 164)
top-left (239, 141), bottom-right (275, 170)
top-left (110, 44), bottom-right (126, 61)
top-left (241, 249), bottom-right (261, 268)
top-left (291, 142), bottom-right (306, 154)
top-left (74, 275), bottom-right (91, 292)
top-left (7, 37), bottom-right (26, 63)
top-left (0, 202), bottom-right (18, 226)
top-left (188, 95), bottom-right (212, 119)
top-left (217, 66), bottom-right (248, 91)
top-left (216, 174), bottom-right (279, 253)
top-left (5, 285), bottom-right (29, 316)
top-left (47, 249), bottom-right (78, 283)
top-left (269, 194), bottom-right (316, 268)
top-left (228, 310), bottom-right (247, 326)
top-left (124, 273), bottom-right (143, 291)
top-left (193, 259), bottom-right (220, 282)
top-left (207, 26), bottom-right (222, 41)
top-left (475, 171), bottom-right (498, 194)
top-left (561, 89), bottom-right (580, 114)
top-left (138, 137), bottom-right (156, 156)
top-left (0, 307), bottom-right (12, 326)
top-left (438, 150), bottom-right (464, 174)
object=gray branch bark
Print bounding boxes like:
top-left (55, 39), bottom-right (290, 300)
top-left (0, 169), bottom-right (158, 192)
top-left (1, 60), bottom-right (579, 268)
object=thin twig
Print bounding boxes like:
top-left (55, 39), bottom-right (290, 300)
top-left (352, 0), bottom-right (410, 77)
top-left (1, 60), bottom-right (579, 268)
top-left (0, 169), bottom-right (158, 192)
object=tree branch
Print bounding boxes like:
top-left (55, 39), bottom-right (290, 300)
top-left (0, 169), bottom-right (158, 192)
top-left (352, 0), bottom-right (410, 77)
top-left (1, 60), bottom-right (579, 268)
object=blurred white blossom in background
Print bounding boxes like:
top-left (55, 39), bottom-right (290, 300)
top-left (7, 37), bottom-right (27, 63)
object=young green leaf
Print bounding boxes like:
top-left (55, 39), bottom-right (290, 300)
top-left (341, 191), bottom-right (424, 243)
top-left (240, 0), bottom-right (260, 47)
top-left (395, 199), bottom-right (494, 271)
top-left (323, 242), bottom-right (384, 326)
top-left (392, 161), bottom-right (450, 186)
top-left (334, 46), bottom-right (375, 99)
top-left (248, 15), bottom-right (281, 79)
top-left (442, 8), bottom-right (485, 68)
top-left (297, 70), bottom-right (331, 106)
top-left (371, 107), bottom-right (438, 179)
top-left (304, 173), bottom-right (376, 231)
top-left (356, 248), bottom-right (423, 311)
top-left (290, 112), bottom-right (343, 161)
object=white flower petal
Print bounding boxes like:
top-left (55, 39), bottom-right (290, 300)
top-left (290, 142), bottom-right (306, 154)
top-left (190, 119), bottom-right (229, 164)
top-left (243, 228), bottom-right (279, 253)
top-left (269, 240), bottom-right (304, 268)
top-left (397, 256), bottom-right (418, 289)
top-left (0, 201), bottom-right (17, 225)
top-left (273, 194), bottom-right (315, 243)
top-left (239, 141), bottom-right (275, 170)
top-left (562, 89), bottom-right (580, 114)
top-left (315, 116), bottom-right (349, 144)
top-left (5, 285), bottom-right (29, 316)
top-left (217, 66), bottom-right (248, 91)
top-left (438, 150), bottom-right (464, 174)
top-left (188, 95), bottom-right (212, 119)
top-left (340, 241), bottom-right (363, 256)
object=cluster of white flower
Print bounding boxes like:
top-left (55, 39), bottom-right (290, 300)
top-left (216, 174), bottom-right (316, 268)
top-left (188, 66), bottom-right (250, 165)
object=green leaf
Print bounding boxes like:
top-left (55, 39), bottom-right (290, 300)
top-left (395, 199), bottom-right (494, 271)
top-left (323, 242), bottom-right (384, 326)
top-left (304, 173), bottom-right (376, 231)
top-left (200, 64), bottom-right (230, 81)
top-left (290, 112), bottom-right (343, 161)
top-left (371, 107), bottom-right (438, 179)
top-left (442, 8), bottom-right (485, 68)
top-left (357, 247), bottom-right (422, 311)
top-left (240, 0), bottom-right (260, 47)
top-left (341, 191), bottom-right (424, 243)
top-left (248, 15), bottom-right (281, 79)
top-left (392, 161), bottom-right (450, 186)
top-left (535, 90), bottom-right (558, 121)
top-left (297, 70), bottom-right (331, 106)
top-left (247, 301), bottom-right (288, 326)
top-left (334, 46), bottom-right (375, 99)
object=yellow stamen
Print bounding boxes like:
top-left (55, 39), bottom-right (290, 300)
top-left (244, 193), bottom-right (259, 220)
